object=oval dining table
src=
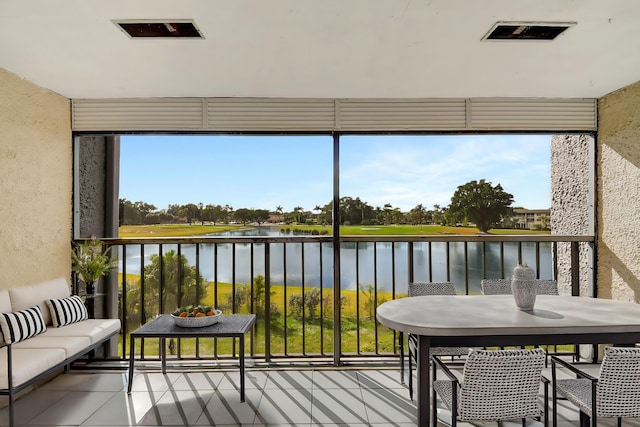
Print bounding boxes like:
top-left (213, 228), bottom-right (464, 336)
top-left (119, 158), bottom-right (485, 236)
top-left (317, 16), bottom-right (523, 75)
top-left (376, 294), bottom-right (640, 427)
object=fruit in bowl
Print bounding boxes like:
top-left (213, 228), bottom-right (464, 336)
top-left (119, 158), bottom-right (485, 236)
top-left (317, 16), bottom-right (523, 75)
top-left (171, 304), bottom-right (222, 327)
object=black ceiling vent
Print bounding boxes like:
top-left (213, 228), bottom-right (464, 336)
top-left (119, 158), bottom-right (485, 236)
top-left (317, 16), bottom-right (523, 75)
top-left (114, 20), bottom-right (204, 38)
top-left (482, 21), bottom-right (575, 41)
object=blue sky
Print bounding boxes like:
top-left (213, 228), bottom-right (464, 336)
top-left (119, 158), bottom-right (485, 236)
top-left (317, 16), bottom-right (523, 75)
top-left (120, 134), bottom-right (551, 212)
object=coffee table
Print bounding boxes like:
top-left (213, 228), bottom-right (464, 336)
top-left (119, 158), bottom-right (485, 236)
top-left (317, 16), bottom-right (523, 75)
top-left (127, 313), bottom-right (256, 401)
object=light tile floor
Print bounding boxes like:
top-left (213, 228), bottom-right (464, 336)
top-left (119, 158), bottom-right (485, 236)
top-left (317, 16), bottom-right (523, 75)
top-left (1, 364), bottom-right (639, 426)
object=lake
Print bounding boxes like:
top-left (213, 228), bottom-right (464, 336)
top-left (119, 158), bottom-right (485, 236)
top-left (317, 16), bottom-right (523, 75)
top-left (118, 227), bottom-right (553, 295)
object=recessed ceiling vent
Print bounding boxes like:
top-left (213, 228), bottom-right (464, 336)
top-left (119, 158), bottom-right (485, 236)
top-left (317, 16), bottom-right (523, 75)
top-left (114, 20), bottom-right (204, 38)
top-left (482, 21), bottom-right (575, 41)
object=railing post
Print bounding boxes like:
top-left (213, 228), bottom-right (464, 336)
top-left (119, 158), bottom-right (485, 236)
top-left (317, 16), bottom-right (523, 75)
top-left (571, 241), bottom-right (580, 296)
top-left (264, 243), bottom-right (271, 362)
top-left (332, 131), bottom-right (341, 366)
top-left (408, 241), bottom-right (414, 284)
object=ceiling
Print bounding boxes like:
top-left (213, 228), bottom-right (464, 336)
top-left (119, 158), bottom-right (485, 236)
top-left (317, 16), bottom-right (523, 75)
top-left (1, 0), bottom-right (639, 100)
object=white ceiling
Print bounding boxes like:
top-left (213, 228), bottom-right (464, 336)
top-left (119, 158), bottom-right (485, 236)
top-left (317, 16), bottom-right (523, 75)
top-left (1, 0), bottom-right (639, 100)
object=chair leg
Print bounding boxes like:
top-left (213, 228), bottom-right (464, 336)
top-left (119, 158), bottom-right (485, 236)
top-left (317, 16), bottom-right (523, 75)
top-left (551, 365), bottom-right (558, 427)
top-left (399, 332), bottom-right (405, 385)
top-left (432, 359), bottom-right (438, 427)
top-left (579, 411), bottom-right (589, 427)
top-left (618, 418), bottom-right (622, 427)
top-left (408, 348), bottom-right (413, 400)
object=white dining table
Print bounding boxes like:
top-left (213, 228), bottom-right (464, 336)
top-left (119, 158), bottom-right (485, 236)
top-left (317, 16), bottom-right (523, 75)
top-left (376, 294), bottom-right (640, 427)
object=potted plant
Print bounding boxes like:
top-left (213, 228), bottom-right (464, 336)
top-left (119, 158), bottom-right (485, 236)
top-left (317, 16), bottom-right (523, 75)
top-left (71, 238), bottom-right (118, 296)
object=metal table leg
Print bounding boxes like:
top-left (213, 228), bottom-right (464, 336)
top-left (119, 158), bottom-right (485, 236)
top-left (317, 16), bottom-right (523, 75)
top-left (239, 335), bottom-right (245, 402)
top-left (127, 335), bottom-right (135, 393)
top-left (161, 337), bottom-right (166, 374)
top-left (418, 335), bottom-right (431, 427)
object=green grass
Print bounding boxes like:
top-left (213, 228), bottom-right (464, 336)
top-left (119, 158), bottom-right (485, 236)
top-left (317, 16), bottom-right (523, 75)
top-left (119, 224), bottom-right (248, 237)
top-left (120, 223), bottom-right (549, 237)
top-left (119, 273), bottom-right (401, 358)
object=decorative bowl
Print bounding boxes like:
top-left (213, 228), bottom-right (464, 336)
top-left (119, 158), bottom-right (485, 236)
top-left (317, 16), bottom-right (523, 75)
top-left (171, 309), bottom-right (222, 327)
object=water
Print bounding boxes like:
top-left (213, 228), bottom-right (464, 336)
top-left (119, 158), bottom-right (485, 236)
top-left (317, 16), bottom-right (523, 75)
top-left (118, 227), bottom-right (553, 295)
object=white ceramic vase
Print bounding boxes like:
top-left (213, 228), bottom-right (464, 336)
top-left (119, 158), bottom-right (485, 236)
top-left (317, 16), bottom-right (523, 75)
top-left (511, 264), bottom-right (536, 311)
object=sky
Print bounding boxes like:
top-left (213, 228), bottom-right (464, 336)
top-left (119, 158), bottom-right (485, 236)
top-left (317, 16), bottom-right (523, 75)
top-left (120, 134), bottom-right (551, 213)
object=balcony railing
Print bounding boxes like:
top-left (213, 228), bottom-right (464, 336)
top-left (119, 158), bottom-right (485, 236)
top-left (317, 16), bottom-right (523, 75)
top-left (84, 234), bottom-right (594, 365)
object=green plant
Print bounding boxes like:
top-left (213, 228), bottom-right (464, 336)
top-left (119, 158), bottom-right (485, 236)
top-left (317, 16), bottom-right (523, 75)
top-left (72, 238), bottom-right (118, 288)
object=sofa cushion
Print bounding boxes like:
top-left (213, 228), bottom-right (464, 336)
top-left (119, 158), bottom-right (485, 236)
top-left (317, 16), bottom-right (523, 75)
top-left (0, 290), bottom-right (11, 313)
top-left (0, 347), bottom-right (66, 389)
top-left (40, 318), bottom-right (121, 345)
top-left (0, 306), bottom-right (47, 344)
top-left (14, 335), bottom-right (92, 359)
top-left (46, 295), bottom-right (88, 327)
top-left (9, 278), bottom-right (70, 326)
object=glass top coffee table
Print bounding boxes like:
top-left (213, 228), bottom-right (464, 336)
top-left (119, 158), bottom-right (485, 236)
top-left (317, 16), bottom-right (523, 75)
top-left (127, 313), bottom-right (256, 401)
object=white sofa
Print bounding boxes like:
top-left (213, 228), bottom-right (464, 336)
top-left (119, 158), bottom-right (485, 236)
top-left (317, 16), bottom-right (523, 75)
top-left (0, 277), bottom-right (121, 426)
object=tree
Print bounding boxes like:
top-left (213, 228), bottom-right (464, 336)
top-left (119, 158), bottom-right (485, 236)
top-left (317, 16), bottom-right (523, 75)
top-left (254, 209), bottom-right (270, 225)
top-left (234, 208), bottom-right (252, 225)
top-left (448, 179), bottom-right (514, 233)
top-left (126, 250), bottom-right (207, 323)
top-left (339, 196), bottom-right (373, 225)
top-left (409, 204), bottom-right (427, 225)
top-left (180, 203), bottom-right (200, 224)
top-left (293, 206), bottom-right (305, 224)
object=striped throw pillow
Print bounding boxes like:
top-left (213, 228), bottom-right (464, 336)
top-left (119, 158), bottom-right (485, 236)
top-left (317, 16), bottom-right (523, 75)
top-left (0, 306), bottom-right (47, 344)
top-left (47, 295), bottom-right (88, 327)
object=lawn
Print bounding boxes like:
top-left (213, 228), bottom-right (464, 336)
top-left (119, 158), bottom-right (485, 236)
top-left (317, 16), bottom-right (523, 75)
top-left (119, 224), bottom-right (248, 237)
top-left (120, 223), bottom-right (549, 237)
top-left (119, 273), bottom-right (401, 358)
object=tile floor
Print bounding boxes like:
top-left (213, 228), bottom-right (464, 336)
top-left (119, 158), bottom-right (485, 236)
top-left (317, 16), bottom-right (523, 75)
top-left (0, 364), bottom-right (638, 426)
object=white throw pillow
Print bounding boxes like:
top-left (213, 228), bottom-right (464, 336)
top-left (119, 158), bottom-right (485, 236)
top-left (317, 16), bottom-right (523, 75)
top-left (0, 306), bottom-right (47, 344)
top-left (47, 295), bottom-right (89, 327)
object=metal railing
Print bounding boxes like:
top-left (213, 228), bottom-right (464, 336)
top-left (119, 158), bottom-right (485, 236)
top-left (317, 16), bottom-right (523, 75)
top-left (88, 234), bottom-right (594, 365)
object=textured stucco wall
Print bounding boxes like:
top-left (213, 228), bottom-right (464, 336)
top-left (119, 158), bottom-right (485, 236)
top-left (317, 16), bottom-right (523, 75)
top-left (0, 68), bottom-right (72, 288)
top-left (597, 80), bottom-right (640, 302)
top-left (550, 134), bottom-right (594, 296)
top-left (78, 136), bottom-right (107, 238)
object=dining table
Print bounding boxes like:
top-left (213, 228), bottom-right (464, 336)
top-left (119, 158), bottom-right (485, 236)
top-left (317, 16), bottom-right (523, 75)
top-left (376, 294), bottom-right (640, 427)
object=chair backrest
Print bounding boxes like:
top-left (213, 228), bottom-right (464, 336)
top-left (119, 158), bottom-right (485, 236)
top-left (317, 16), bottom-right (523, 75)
top-left (596, 347), bottom-right (640, 417)
top-left (480, 279), bottom-right (512, 295)
top-left (408, 282), bottom-right (456, 297)
top-left (535, 279), bottom-right (559, 295)
top-left (481, 278), bottom-right (559, 295)
top-left (459, 348), bottom-right (545, 421)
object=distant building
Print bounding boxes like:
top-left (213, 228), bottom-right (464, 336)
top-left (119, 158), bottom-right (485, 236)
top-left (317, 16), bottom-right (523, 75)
top-left (512, 209), bottom-right (551, 230)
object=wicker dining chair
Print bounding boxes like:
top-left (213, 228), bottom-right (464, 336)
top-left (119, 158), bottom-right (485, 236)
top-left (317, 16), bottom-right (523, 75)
top-left (432, 348), bottom-right (549, 427)
top-left (401, 282), bottom-right (478, 400)
top-left (480, 278), bottom-right (560, 296)
top-left (551, 347), bottom-right (640, 427)
top-left (480, 278), bottom-right (513, 295)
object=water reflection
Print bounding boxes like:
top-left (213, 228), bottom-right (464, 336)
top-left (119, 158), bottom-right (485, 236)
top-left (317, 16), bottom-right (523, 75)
top-left (118, 227), bottom-right (553, 295)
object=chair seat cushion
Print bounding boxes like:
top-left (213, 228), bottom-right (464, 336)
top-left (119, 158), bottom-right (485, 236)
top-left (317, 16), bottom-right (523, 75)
top-left (14, 335), bottom-right (92, 359)
top-left (39, 319), bottom-right (120, 344)
top-left (555, 378), bottom-right (592, 415)
top-left (0, 347), bottom-right (66, 389)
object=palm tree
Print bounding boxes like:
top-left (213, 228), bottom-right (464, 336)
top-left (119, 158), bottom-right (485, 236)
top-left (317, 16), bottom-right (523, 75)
top-left (275, 205), bottom-right (284, 222)
top-left (293, 206), bottom-right (304, 224)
